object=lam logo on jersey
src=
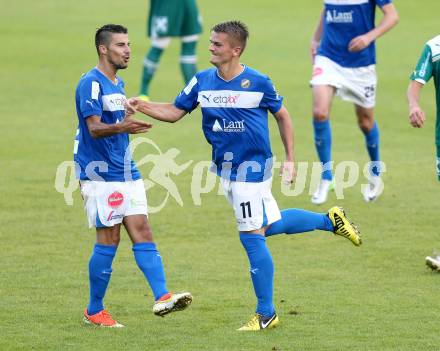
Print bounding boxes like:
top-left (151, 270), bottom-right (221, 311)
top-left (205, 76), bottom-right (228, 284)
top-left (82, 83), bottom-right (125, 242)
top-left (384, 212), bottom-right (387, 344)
top-left (326, 10), bottom-right (353, 23)
top-left (212, 119), bottom-right (245, 133)
top-left (212, 120), bottom-right (223, 132)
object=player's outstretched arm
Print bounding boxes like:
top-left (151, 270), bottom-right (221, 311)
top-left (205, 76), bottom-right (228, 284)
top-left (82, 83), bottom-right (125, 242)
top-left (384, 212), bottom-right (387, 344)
top-left (127, 98), bottom-right (187, 123)
top-left (273, 106), bottom-right (296, 184)
top-left (86, 115), bottom-right (153, 138)
top-left (348, 3), bottom-right (399, 52)
top-left (407, 80), bottom-right (426, 128)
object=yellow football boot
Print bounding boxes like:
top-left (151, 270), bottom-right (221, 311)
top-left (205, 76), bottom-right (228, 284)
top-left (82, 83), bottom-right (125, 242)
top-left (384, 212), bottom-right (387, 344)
top-left (238, 313), bottom-right (279, 331)
top-left (328, 206), bottom-right (362, 246)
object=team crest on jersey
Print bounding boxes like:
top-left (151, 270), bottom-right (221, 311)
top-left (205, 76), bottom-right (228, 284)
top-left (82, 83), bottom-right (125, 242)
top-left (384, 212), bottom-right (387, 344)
top-left (108, 191), bottom-right (124, 208)
top-left (241, 79), bottom-right (251, 89)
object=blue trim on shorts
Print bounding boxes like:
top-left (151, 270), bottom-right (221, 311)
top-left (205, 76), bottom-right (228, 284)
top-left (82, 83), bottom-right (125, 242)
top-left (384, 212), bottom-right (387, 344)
top-left (95, 213), bottom-right (107, 228)
top-left (262, 200), bottom-right (268, 227)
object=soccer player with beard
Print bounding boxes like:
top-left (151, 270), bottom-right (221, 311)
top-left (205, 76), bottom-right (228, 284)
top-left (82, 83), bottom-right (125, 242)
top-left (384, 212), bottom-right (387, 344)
top-left (74, 24), bottom-right (192, 327)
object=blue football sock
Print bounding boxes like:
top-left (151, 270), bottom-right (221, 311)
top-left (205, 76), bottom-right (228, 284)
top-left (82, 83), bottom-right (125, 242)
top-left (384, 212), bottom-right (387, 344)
top-left (313, 119), bottom-right (333, 180)
top-left (133, 242), bottom-right (168, 301)
top-left (88, 244), bottom-right (117, 315)
top-left (266, 209), bottom-right (334, 236)
top-left (363, 122), bottom-right (380, 176)
top-left (239, 233), bottom-right (275, 317)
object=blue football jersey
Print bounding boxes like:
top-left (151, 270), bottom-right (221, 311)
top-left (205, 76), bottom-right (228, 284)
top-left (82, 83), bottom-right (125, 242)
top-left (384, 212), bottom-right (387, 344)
top-left (174, 66), bottom-right (283, 182)
top-left (318, 0), bottom-right (392, 68)
top-left (74, 67), bottom-right (140, 182)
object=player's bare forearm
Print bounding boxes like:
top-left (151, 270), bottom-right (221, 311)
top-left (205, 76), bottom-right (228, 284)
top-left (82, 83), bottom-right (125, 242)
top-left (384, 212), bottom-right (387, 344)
top-left (348, 4), bottom-right (398, 52)
top-left (407, 80), bottom-right (426, 128)
top-left (367, 4), bottom-right (399, 42)
top-left (310, 10), bottom-right (324, 61)
top-left (133, 100), bottom-right (187, 123)
top-left (407, 81), bottom-right (423, 109)
top-left (86, 115), bottom-right (152, 138)
top-left (312, 9), bottom-right (324, 43)
top-left (274, 106), bottom-right (294, 162)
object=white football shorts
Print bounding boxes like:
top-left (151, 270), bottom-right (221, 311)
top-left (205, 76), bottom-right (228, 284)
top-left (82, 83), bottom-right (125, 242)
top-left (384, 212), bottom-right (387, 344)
top-left (80, 179), bottom-right (148, 228)
top-left (310, 55), bottom-right (377, 108)
top-left (221, 177), bottom-right (281, 232)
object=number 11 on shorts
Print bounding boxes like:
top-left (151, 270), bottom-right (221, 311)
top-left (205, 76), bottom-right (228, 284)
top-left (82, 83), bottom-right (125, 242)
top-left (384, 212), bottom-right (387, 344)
top-left (240, 201), bottom-right (252, 218)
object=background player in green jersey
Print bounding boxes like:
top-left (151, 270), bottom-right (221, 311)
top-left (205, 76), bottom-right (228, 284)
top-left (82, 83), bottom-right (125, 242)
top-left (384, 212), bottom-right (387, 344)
top-left (407, 34), bottom-right (440, 271)
top-left (139, 0), bottom-right (202, 100)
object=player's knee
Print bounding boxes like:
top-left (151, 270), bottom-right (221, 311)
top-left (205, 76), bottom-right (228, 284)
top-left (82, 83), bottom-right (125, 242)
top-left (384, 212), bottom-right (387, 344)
top-left (312, 106), bottom-right (329, 121)
top-left (358, 117), bottom-right (374, 132)
top-left (138, 222), bottom-right (154, 242)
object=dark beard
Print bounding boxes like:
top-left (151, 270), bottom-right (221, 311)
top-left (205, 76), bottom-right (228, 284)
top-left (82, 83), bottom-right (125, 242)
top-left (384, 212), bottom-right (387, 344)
top-left (109, 58), bottom-right (128, 70)
top-left (113, 62), bottom-right (128, 70)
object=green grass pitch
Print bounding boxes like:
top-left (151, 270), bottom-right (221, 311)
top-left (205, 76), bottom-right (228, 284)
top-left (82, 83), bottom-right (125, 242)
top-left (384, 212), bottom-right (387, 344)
top-left (2, 0), bottom-right (440, 350)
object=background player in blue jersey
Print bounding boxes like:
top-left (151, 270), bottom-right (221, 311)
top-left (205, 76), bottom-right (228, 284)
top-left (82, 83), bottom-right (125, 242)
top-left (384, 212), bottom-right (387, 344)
top-left (309, 0), bottom-right (399, 204)
top-left (74, 24), bottom-right (192, 327)
top-left (126, 21), bottom-right (362, 331)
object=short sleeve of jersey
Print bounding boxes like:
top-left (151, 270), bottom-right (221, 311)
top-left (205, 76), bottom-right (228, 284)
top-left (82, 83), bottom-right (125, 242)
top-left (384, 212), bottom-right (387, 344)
top-left (410, 44), bottom-right (433, 85)
top-left (259, 77), bottom-right (283, 114)
top-left (174, 75), bottom-right (199, 113)
top-left (78, 78), bottom-right (103, 118)
top-left (376, 0), bottom-right (392, 8)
